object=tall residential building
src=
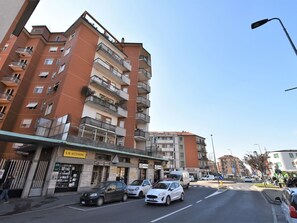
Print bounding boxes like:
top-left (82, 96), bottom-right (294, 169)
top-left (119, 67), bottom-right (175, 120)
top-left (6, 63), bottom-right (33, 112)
top-left (217, 155), bottom-right (248, 178)
top-left (0, 11), bottom-right (164, 198)
top-left (149, 131), bottom-right (208, 179)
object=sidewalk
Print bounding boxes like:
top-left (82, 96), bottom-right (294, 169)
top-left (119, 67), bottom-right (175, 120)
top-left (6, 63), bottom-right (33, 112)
top-left (0, 192), bottom-right (81, 217)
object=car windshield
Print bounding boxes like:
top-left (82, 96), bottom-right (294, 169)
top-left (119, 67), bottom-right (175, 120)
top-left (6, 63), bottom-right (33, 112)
top-left (167, 174), bottom-right (181, 180)
top-left (96, 182), bottom-right (110, 190)
top-left (153, 182), bottom-right (170, 189)
top-left (130, 180), bottom-right (143, 186)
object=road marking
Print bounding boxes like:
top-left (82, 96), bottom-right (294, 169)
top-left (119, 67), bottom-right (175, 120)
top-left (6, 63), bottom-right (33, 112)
top-left (150, 205), bottom-right (192, 223)
top-left (204, 191), bottom-right (222, 199)
top-left (196, 200), bottom-right (202, 204)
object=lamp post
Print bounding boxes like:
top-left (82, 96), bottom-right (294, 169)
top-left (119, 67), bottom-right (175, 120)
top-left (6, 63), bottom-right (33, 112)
top-left (251, 18), bottom-right (297, 56)
top-left (210, 134), bottom-right (219, 186)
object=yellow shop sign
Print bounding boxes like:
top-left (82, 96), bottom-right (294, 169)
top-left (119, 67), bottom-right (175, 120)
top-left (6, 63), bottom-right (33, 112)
top-left (63, 149), bottom-right (86, 159)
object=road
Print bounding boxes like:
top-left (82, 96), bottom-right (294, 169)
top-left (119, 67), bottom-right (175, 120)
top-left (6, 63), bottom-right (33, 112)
top-left (0, 183), bottom-right (286, 223)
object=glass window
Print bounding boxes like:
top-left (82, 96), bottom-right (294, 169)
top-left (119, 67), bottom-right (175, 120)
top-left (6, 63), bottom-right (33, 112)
top-left (2, 44), bottom-right (8, 52)
top-left (20, 119), bottom-right (32, 128)
top-left (44, 59), bottom-right (54, 65)
top-left (49, 47), bottom-right (58, 52)
top-left (39, 72), bottom-right (49, 78)
top-left (289, 153), bottom-right (294, 158)
top-left (273, 153), bottom-right (279, 158)
top-left (58, 64), bottom-right (65, 73)
top-left (26, 102), bottom-right (38, 109)
top-left (64, 47), bottom-right (71, 56)
top-left (45, 103), bottom-right (53, 115)
top-left (33, 86), bottom-right (44, 94)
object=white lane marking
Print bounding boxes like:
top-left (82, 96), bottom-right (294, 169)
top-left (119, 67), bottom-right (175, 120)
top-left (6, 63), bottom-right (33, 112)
top-left (196, 200), bottom-right (202, 204)
top-left (68, 206), bottom-right (87, 211)
top-left (150, 205), bottom-right (192, 223)
top-left (271, 205), bottom-right (277, 223)
top-left (204, 191), bottom-right (222, 199)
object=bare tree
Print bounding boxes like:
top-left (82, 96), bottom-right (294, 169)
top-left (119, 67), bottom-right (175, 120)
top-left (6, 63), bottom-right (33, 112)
top-left (243, 151), bottom-right (269, 181)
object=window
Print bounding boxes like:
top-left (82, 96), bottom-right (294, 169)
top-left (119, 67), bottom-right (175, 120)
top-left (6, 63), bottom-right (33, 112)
top-left (277, 162), bottom-right (282, 168)
top-left (53, 82), bottom-right (60, 92)
top-left (69, 33), bottom-right (75, 41)
top-left (0, 106), bottom-right (6, 113)
top-left (20, 119), bottom-right (32, 128)
top-left (44, 58), bottom-right (54, 65)
top-left (2, 44), bottom-right (8, 52)
top-left (33, 86), bottom-right (44, 94)
top-left (26, 102), bottom-right (38, 109)
top-left (51, 72), bottom-right (56, 79)
top-left (55, 36), bottom-right (60, 41)
top-left (64, 47), bottom-right (71, 56)
top-left (49, 47), bottom-right (58, 52)
top-left (13, 73), bottom-right (21, 79)
top-left (45, 103), bottom-right (53, 115)
top-left (60, 47), bottom-right (64, 52)
top-left (58, 64), bottom-right (65, 73)
top-left (273, 153), bottom-right (279, 158)
top-left (6, 89), bottom-right (14, 96)
top-left (289, 153), bottom-right (294, 158)
top-left (47, 86), bottom-right (53, 94)
top-left (39, 71), bottom-right (49, 78)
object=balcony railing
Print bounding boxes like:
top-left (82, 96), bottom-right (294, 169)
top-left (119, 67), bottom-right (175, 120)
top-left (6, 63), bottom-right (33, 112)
top-left (96, 42), bottom-right (131, 71)
top-left (137, 82), bottom-right (151, 94)
top-left (138, 68), bottom-right (152, 81)
top-left (0, 112), bottom-right (5, 120)
top-left (0, 93), bottom-right (12, 101)
top-left (1, 75), bottom-right (20, 86)
top-left (90, 75), bottom-right (128, 100)
top-left (15, 47), bottom-right (33, 57)
top-left (9, 62), bottom-right (26, 71)
top-left (134, 129), bottom-right (148, 141)
top-left (93, 57), bottom-right (130, 85)
top-left (136, 113), bottom-right (150, 123)
top-left (85, 95), bottom-right (117, 113)
top-left (80, 116), bottom-right (116, 133)
top-left (137, 96), bottom-right (150, 108)
top-left (139, 55), bottom-right (151, 68)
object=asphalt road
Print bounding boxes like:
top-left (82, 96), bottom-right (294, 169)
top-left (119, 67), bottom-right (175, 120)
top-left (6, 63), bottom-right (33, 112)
top-left (0, 183), bottom-right (286, 223)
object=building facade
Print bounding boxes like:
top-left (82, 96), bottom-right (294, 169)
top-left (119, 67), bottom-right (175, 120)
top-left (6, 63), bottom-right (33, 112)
top-left (149, 131), bottom-right (208, 179)
top-left (0, 11), bottom-right (164, 198)
top-left (268, 150), bottom-right (297, 175)
top-left (217, 155), bottom-right (248, 178)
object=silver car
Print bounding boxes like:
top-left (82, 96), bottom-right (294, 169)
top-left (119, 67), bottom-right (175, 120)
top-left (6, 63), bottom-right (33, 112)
top-left (127, 179), bottom-right (152, 198)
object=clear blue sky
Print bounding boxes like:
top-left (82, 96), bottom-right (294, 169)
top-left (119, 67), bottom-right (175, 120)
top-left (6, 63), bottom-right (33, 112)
top-left (25, 0), bottom-right (297, 160)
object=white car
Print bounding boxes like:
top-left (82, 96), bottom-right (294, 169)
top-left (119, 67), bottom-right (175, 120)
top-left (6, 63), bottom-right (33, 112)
top-left (243, 177), bottom-right (255, 183)
top-left (201, 175), bottom-right (215, 180)
top-left (275, 187), bottom-right (297, 223)
top-left (127, 179), bottom-right (152, 198)
top-left (145, 180), bottom-right (184, 206)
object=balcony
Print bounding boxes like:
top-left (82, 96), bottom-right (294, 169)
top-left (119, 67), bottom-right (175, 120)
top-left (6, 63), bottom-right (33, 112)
top-left (138, 69), bottom-right (151, 81)
top-left (115, 126), bottom-right (126, 137)
top-left (80, 116), bottom-right (116, 133)
top-left (90, 75), bottom-right (128, 101)
top-left (93, 57), bottom-right (130, 85)
top-left (15, 47), bottom-right (33, 57)
top-left (134, 129), bottom-right (148, 141)
top-left (96, 43), bottom-right (131, 71)
top-left (137, 96), bottom-right (150, 108)
top-left (137, 82), bottom-right (151, 94)
top-left (0, 93), bottom-right (12, 103)
top-left (9, 62), bottom-right (27, 71)
top-left (139, 55), bottom-right (151, 69)
top-left (136, 112), bottom-right (150, 124)
top-left (1, 75), bottom-right (20, 87)
top-left (85, 95), bottom-right (127, 117)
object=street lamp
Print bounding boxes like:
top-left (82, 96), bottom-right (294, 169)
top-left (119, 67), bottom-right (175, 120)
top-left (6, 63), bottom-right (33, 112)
top-left (251, 18), bottom-right (297, 56)
top-left (210, 134), bottom-right (220, 186)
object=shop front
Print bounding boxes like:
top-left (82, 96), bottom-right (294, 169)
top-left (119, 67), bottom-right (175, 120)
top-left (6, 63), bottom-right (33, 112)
top-left (139, 160), bottom-right (148, 180)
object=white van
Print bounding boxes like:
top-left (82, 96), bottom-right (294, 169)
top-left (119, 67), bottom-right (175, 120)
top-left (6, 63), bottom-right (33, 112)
top-left (167, 170), bottom-right (190, 189)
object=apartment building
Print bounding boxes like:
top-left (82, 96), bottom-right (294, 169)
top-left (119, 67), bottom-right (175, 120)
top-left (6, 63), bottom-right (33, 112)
top-left (217, 155), bottom-right (248, 178)
top-left (0, 11), bottom-right (164, 198)
top-left (149, 131), bottom-right (208, 179)
top-left (268, 150), bottom-right (297, 175)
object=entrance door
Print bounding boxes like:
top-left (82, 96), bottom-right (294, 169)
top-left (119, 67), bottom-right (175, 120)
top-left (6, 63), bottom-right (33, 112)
top-left (116, 167), bottom-right (128, 184)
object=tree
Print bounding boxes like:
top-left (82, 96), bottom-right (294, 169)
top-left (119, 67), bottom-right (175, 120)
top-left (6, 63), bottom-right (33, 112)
top-left (243, 151), bottom-right (269, 180)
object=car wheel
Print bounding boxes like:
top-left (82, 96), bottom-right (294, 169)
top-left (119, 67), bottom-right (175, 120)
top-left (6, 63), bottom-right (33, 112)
top-left (122, 193), bottom-right (128, 202)
top-left (180, 192), bottom-right (184, 201)
top-left (97, 197), bottom-right (104, 206)
top-left (165, 196), bottom-right (171, 206)
top-left (138, 191), bottom-right (144, 198)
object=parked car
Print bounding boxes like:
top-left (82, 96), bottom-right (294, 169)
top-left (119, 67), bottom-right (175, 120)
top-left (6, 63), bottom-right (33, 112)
top-left (80, 181), bottom-right (128, 206)
top-left (127, 179), bottom-right (152, 198)
top-left (275, 187), bottom-right (297, 223)
top-left (189, 175), bottom-right (195, 182)
top-left (201, 175), bottom-right (215, 180)
top-left (145, 180), bottom-right (184, 206)
top-left (243, 177), bottom-right (256, 183)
